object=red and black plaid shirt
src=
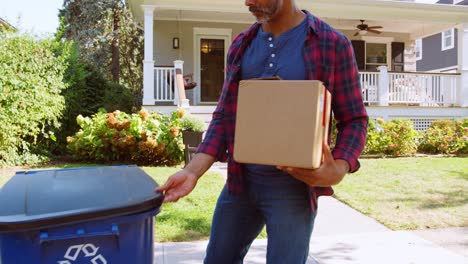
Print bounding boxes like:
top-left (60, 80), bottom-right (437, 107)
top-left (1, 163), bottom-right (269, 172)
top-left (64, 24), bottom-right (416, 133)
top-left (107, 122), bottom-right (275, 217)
top-left (197, 11), bottom-right (368, 211)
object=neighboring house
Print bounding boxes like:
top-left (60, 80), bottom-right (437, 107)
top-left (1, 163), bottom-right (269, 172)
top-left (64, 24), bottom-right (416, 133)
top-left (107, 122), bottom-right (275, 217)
top-left (416, 0), bottom-right (468, 72)
top-left (0, 17), bottom-right (16, 32)
top-left (128, 0), bottom-right (468, 130)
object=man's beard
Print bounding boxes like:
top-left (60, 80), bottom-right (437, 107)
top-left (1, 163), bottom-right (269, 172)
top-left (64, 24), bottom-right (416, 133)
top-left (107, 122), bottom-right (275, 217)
top-left (248, 2), bottom-right (278, 24)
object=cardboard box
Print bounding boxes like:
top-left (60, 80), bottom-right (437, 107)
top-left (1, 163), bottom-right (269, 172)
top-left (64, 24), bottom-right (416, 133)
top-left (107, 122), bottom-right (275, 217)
top-left (233, 80), bottom-right (331, 169)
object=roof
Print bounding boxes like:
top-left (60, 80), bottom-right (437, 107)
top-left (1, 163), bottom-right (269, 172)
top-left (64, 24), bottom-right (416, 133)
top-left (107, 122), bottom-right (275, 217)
top-left (0, 17), bottom-right (16, 31)
top-left (128, 0), bottom-right (468, 39)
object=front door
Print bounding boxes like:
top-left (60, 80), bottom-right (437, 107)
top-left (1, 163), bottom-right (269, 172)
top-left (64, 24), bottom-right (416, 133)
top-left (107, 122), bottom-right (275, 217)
top-left (194, 28), bottom-right (231, 104)
top-left (200, 38), bottom-right (225, 103)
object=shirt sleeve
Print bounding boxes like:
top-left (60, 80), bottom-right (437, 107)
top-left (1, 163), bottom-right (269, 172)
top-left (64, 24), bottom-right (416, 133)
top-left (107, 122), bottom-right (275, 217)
top-left (331, 37), bottom-right (369, 173)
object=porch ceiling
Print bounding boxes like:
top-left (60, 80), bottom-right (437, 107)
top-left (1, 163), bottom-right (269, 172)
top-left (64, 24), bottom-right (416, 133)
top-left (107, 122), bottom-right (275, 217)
top-left (129, 0), bottom-right (468, 39)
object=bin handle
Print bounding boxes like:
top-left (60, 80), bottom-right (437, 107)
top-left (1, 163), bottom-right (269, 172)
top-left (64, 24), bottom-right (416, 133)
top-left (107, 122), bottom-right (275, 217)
top-left (40, 224), bottom-right (119, 244)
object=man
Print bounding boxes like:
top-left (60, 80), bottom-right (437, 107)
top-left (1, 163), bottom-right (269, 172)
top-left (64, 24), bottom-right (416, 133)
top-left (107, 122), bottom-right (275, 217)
top-left (157, 0), bottom-right (368, 263)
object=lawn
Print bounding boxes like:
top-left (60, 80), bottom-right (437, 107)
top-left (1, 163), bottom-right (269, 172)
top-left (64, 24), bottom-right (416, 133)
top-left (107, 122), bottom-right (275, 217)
top-left (0, 157), bottom-right (466, 242)
top-left (142, 167), bottom-right (226, 242)
top-left (333, 157), bottom-right (468, 230)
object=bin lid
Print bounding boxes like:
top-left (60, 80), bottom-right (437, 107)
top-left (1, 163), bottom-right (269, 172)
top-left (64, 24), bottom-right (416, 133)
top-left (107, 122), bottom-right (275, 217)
top-left (0, 165), bottom-right (164, 232)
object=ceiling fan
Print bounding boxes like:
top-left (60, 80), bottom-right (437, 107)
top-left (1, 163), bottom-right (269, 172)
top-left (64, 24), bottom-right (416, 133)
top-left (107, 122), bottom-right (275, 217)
top-left (353, 20), bottom-right (383, 36)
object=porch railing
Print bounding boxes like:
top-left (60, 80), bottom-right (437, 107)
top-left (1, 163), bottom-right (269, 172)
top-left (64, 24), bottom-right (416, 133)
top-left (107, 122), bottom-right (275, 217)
top-left (154, 66), bottom-right (176, 103)
top-left (358, 68), bottom-right (460, 106)
top-left (388, 72), bottom-right (458, 106)
top-left (359, 71), bottom-right (379, 104)
top-left (154, 65), bottom-right (460, 107)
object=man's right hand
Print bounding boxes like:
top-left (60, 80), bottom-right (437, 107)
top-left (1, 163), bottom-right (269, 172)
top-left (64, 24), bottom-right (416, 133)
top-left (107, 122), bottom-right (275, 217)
top-left (155, 152), bottom-right (216, 203)
top-left (156, 170), bottom-right (199, 203)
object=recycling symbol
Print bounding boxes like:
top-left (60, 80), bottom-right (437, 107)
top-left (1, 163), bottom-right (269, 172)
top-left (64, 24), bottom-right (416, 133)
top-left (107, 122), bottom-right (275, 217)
top-left (58, 244), bottom-right (107, 264)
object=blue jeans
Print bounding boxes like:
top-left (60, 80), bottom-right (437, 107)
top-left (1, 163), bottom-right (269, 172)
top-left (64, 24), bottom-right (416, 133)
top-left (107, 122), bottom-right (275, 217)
top-left (204, 169), bottom-right (316, 264)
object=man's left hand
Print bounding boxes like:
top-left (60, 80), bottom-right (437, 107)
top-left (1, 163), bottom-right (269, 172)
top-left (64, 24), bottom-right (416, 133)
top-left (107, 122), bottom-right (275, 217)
top-left (277, 142), bottom-right (349, 187)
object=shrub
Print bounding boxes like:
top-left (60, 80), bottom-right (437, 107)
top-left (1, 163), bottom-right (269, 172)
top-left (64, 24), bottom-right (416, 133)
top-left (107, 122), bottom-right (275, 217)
top-left (364, 118), bottom-right (419, 156)
top-left (0, 33), bottom-right (67, 166)
top-left (418, 119), bottom-right (468, 154)
top-left (52, 41), bottom-right (135, 155)
top-left (67, 108), bottom-right (185, 166)
top-left (363, 118), bottom-right (384, 155)
top-left (180, 114), bottom-right (206, 132)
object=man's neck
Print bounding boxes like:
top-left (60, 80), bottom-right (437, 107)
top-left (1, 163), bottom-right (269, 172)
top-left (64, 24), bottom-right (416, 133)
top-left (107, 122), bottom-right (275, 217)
top-left (262, 7), bottom-right (305, 38)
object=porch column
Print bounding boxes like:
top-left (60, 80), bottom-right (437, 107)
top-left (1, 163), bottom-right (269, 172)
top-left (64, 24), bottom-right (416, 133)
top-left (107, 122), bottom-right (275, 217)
top-left (174, 60), bottom-right (191, 110)
top-left (457, 23), bottom-right (468, 107)
top-left (142, 5), bottom-right (155, 106)
top-left (377, 66), bottom-right (389, 106)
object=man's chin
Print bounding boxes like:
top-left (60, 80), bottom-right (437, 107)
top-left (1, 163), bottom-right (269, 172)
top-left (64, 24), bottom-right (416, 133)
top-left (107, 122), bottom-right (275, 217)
top-left (254, 16), bottom-right (269, 24)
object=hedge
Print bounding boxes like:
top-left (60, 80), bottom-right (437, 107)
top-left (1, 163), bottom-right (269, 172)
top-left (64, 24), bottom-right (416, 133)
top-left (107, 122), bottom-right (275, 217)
top-left (0, 33), bottom-right (67, 165)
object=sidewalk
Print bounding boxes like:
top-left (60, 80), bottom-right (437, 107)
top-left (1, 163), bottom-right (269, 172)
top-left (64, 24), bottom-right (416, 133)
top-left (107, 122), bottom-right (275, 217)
top-left (154, 164), bottom-right (467, 264)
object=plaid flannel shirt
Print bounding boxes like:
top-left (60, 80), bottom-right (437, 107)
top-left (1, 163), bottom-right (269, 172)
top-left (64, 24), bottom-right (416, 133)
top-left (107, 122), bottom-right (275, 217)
top-left (197, 10), bottom-right (368, 211)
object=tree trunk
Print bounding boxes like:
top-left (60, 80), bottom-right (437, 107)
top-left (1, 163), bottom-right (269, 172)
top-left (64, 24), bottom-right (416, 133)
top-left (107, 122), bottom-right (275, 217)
top-left (111, 8), bottom-right (120, 83)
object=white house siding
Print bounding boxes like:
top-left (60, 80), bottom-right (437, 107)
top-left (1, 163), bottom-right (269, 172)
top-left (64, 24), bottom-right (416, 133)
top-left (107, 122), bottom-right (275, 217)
top-left (152, 20), bottom-right (249, 104)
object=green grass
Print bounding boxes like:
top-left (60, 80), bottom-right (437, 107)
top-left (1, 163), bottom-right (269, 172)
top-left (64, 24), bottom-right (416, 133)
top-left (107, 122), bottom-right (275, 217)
top-left (333, 157), bottom-right (468, 230)
top-left (142, 167), bottom-right (224, 242)
top-left (142, 166), bottom-right (268, 242)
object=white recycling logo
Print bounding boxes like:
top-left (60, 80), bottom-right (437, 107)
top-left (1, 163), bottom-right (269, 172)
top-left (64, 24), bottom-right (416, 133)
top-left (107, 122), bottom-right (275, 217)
top-left (58, 243), bottom-right (108, 264)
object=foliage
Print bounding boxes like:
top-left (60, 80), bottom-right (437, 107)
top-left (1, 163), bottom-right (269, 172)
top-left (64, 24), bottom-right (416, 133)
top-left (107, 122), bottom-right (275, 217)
top-left (49, 40), bottom-right (134, 154)
top-left (418, 119), bottom-right (468, 154)
top-left (363, 118), bottom-right (419, 156)
top-left (59, 0), bottom-right (144, 109)
top-left (180, 114), bottom-right (206, 132)
top-left (0, 33), bottom-right (67, 166)
top-left (362, 118), bottom-right (381, 154)
top-left (67, 109), bottom-right (185, 166)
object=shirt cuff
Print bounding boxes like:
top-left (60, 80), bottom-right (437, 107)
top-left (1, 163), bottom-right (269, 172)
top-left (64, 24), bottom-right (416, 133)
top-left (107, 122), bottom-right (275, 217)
top-left (332, 150), bottom-right (361, 173)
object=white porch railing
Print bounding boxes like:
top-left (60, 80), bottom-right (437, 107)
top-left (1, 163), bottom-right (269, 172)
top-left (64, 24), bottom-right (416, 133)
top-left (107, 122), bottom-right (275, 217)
top-left (388, 72), bottom-right (458, 106)
top-left (358, 68), bottom-right (460, 106)
top-left (359, 71), bottom-right (379, 104)
top-left (154, 65), bottom-right (460, 107)
top-left (154, 66), bottom-right (176, 103)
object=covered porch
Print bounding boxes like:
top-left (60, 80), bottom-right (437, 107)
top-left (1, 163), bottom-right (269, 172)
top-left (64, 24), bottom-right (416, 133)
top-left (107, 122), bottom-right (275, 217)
top-left (128, 0), bottom-right (468, 124)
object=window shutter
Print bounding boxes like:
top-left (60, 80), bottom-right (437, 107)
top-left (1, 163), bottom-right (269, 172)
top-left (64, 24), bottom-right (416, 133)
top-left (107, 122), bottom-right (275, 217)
top-left (351, 40), bottom-right (365, 71)
top-left (391, 42), bottom-right (405, 72)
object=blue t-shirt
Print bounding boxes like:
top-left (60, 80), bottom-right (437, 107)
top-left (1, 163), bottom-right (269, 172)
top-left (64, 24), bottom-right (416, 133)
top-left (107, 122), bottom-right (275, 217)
top-left (240, 17), bottom-right (308, 179)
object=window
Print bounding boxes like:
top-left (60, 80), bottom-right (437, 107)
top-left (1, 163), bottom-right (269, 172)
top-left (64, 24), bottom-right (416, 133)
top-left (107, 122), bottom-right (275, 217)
top-left (441, 28), bottom-right (454, 51)
top-left (365, 43), bottom-right (387, 71)
top-left (415, 39), bottom-right (422, 61)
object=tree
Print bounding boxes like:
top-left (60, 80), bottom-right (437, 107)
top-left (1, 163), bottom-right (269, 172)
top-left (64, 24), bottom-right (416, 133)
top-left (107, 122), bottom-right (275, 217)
top-left (59, 0), bottom-right (143, 109)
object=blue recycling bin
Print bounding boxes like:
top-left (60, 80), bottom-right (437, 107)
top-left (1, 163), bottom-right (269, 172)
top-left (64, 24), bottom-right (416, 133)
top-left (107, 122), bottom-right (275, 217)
top-left (0, 165), bottom-right (163, 264)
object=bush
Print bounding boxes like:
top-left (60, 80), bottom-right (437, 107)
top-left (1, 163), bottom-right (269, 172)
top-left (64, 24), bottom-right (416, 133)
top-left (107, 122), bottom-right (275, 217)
top-left (67, 108), bottom-right (185, 166)
top-left (52, 41), bottom-right (135, 155)
top-left (363, 118), bottom-right (384, 155)
top-left (0, 33), bottom-right (67, 166)
top-left (180, 114), bottom-right (206, 132)
top-left (364, 118), bottom-right (419, 156)
top-left (418, 119), bottom-right (468, 154)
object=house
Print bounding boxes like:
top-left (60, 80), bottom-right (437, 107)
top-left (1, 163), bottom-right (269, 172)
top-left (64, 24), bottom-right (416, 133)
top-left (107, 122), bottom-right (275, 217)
top-left (0, 17), bottom-right (16, 32)
top-left (416, 0), bottom-right (468, 73)
top-left (128, 0), bottom-right (468, 130)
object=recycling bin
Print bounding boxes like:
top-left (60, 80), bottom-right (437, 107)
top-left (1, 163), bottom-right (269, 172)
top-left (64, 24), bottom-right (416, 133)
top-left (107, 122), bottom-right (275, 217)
top-left (0, 165), bottom-right (163, 264)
